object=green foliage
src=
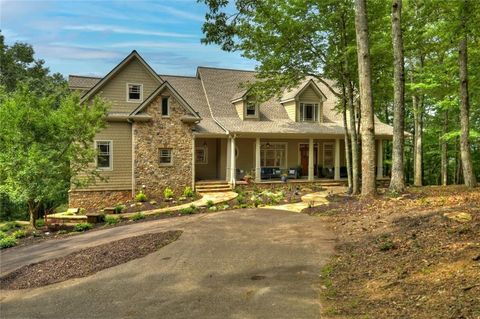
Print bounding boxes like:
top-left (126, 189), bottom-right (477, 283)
top-left (0, 231), bottom-right (6, 239)
top-left (182, 186), bottom-right (194, 198)
top-left (131, 212), bottom-right (145, 221)
top-left (206, 200), bottom-right (214, 208)
top-left (0, 236), bottom-right (17, 249)
top-left (12, 229), bottom-right (27, 239)
top-left (135, 192), bottom-right (148, 202)
top-left (180, 207), bottom-right (195, 215)
top-left (163, 187), bottom-right (174, 199)
top-left (0, 221), bottom-right (21, 232)
top-left (73, 223), bottom-right (93, 232)
top-left (104, 215), bottom-right (119, 225)
top-left (114, 204), bottom-right (126, 214)
top-left (236, 195), bottom-right (245, 205)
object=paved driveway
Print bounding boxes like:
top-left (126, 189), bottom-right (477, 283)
top-left (0, 209), bottom-right (335, 319)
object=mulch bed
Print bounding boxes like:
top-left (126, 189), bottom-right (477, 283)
top-left (310, 186), bottom-right (480, 318)
top-left (0, 230), bottom-right (182, 290)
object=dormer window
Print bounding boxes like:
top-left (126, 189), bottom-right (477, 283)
top-left (127, 83), bottom-right (143, 102)
top-left (299, 102), bottom-right (319, 122)
top-left (245, 101), bottom-right (258, 118)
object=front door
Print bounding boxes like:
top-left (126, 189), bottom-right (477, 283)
top-left (299, 144), bottom-right (318, 176)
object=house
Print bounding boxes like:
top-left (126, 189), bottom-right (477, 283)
top-left (68, 51), bottom-right (393, 209)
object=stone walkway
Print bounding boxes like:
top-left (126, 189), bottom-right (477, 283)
top-left (261, 186), bottom-right (346, 213)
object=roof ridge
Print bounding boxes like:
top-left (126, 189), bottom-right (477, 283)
top-left (159, 74), bottom-right (197, 79)
top-left (197, 66), bottom-right (256, 73)
top-left (69, 74), bottom-right (103, 79)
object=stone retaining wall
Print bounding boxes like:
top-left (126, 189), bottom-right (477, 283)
top-left (68, 190), bottom-right (132, 211)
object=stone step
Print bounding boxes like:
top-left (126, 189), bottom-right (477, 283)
top-left (195, 183), bottom-right (230, 189)
top-left (195, 180), bottom-right (229, 186)
top-left (196, 187), bottom-right (232, 193)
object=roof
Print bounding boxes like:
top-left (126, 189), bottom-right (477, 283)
top-left (68, 53), bottom-right (394, 137)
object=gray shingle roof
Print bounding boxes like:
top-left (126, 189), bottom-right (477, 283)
top-left (68, 75), bottom-right (101, 89)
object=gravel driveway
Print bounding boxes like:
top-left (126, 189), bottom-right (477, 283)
top-left (0, 208), bottom-right (335, 319)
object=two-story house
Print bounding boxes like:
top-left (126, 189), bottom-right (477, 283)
top-left (69, 51), bottom-right (393, 209)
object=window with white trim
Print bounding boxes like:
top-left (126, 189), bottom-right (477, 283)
top-left (159, 148), bottom-right (173, 166)
top-left (96, 141), bottom-right (112, 169)
top-left (127, 83), bottom-right (143, 102)
top-left (195, 147), bottom-right (207, 164)
top-left (260, 142), bottom-right (287, 168)
top-left (299, 103), bottom-right (319, 122)
top-left (245, 101), bottom-right (257, 118)
top-left (161, 96), bottom-right (170, 117)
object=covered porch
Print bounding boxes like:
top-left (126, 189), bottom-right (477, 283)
top-left (193, 135), bottom-right (389, 186)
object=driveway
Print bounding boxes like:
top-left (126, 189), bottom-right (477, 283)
top-left (0, 209), bottom-right (335, 319)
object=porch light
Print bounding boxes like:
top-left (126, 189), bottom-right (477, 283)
top-left (203, 141), bottom-right (207, 147)
top-left (266, 142), bottom-right (270, 148)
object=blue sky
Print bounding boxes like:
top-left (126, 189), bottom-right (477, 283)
top-left (0, 0), bottom-right (256, 77)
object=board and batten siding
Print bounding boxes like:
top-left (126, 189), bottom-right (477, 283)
top-left (75, 122), bottom-right (132, 191)
top-left (93, 58), bottom-right (159, 114)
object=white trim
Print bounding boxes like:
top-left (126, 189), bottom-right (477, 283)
top-left (94, 140), bottom-right (113, 171)
top-left (161, 95), bottom-right (170, 118)
top-left (126, 83), bottom-right (143, 103)
top-left (298, 101), bottom-right (320, 122)
top-left (260, 142), bottom-right (288, 168)
top-left (244, 101), bottom-right (259, 119)
top-left (195, 146), bottom-right (208, 164)
top-left (159, 148), bottom-right (173, 166)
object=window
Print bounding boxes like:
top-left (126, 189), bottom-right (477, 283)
top-left (161, 96), bottom-right (170, 117)
top-left (260, 143), bottom-right (287, 168)
top-left (95, 141), bottom-right (112, 170)
top-left (127, 83), bottom-right (143, 102)
top-left (245, 101), bottom-right (257, 117)
top-left (195, 147), bottom-right (207, 164)
top-left (159, 148), bottom-right (173, 166)
top-left (299, 103), bottom-right (319, 122)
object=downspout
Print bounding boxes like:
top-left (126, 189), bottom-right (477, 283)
top-left (127, 119), bottom-right (135, 198)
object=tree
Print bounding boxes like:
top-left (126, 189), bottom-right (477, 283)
top-left (458, 0), bottom-right (477, 187)
top-left (0, 86), bottom-right (108, 227)
top-left (354, 0), bottom-right (376, 196)
top-left (389, 0), bottom-right (406, 192)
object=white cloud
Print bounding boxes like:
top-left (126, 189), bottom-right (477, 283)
top-left (63, 24), bottom-right (198, 38)
top-left (35, 44), bottom-right (122, 60)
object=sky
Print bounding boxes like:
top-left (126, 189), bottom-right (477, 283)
top-left (0, 0), bottom-right (256, 77)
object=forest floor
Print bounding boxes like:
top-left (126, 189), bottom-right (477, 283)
top-left (307, 185), bottom-right (480, 319)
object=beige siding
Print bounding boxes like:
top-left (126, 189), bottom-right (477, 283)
top-left (234, 101), bottom-right (244, 120)
top-left (298, 85), bottom-right (324, 123)
top-left (93, 58), bottom-right (159, 113)
top-left (235, 138), bottom-right (255, 174)
top-left (195, 138), bottom-right (219, 180)
top-left (283, 100), bottom-right (297, 121)
top-left (75, 122), bottom-right (132, 191)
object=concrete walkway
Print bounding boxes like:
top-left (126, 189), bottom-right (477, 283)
top-left (261, 186), bottom-right (346, 213)
top-left (1, 209), bottom-right (335, 319)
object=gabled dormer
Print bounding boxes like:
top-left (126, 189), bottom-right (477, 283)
top-left (280, 79), bottom-right (327, 123)
top-left (231, 91), bottom-right (260, 120)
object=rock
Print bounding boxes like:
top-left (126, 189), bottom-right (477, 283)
top-left (149, 200), bottom-right (158, 205)
top-left (67, 208), bottom-right (80, 214)
top-left (443, 212), bottom-right (472, 223)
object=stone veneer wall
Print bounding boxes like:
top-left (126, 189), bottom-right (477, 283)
top-left (134, 90), bottom-right (194, 199)
top-left (69, 190), bottom-right (132, 211)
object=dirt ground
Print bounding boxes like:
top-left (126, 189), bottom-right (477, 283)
top-left (308, 185), bottom-right (480, 319)
top-left (0, 230), bottom-right (182, 290)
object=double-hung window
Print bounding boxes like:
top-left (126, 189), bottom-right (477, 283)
top-left (299, 103), bottom-right (319, 122)
top-left (260, 143), bottom-right (287, 168)
top-left (159, 148), bottom-right (173, 166)
top-left (127, 83), bottom-right (143, 102)
top-left (245, 101), bottom-right (257, 118)
top-left (161, 96), bottom-right (170, 117)
top-left (96, 141), bottom-right (112, 170)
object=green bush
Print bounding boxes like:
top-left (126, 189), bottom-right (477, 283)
top-left (164, 187), bottom-right (174, 199)
top-left (181, 204), bottom-right (197, 215)
top-left (12, 229), bottom-right (27, 239)
top-left (206, 200), bottom-right (214, 208)
top-left (0, 221), bottom-right (20, 232)
top-left (131, 212), bottom-right (145, 221)
top-left (0, 236), bottom-right (17, 249)
top-left (35, 219), bottom-right (45, 228)
top-left (236, 194), bottom-right (245, 205)
top-left (135, 191), bottom-right (148, 202)
top-left (0, 231), bottom-right (6, 239)
top-left (104, 215), bottom-right (119, 225)
top-left (114, 204), bottom-right (126, 214)
top-left (74, 223), bottom-right (93, 232)
top-left (183, 186), bottom-right (194, 198)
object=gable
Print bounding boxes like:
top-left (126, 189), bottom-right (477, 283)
top-left (298, 85), bottom-right (323, 102)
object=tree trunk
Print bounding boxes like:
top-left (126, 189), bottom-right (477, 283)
top-left (348, 82), bottom-right (360, 194)
top-left (458, 2), bottom-right (477, 187)
top-left (389, 0), bottom-right (406, 193)
top-left (413, 94), bottom-right (422, 186)
top-left (441, 110), bottom-right (448, 186)
top-left (342, 86), bottom-right (353, 193)
top-left (355, 0), bottom-right (376, 197)
top-left (27, 200), bottom-right (39, 229)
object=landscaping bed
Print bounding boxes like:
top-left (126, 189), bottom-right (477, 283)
top-left (0, 230), bottom-right (182, 290)
top-left (309, 186), bottom-right (480, 318)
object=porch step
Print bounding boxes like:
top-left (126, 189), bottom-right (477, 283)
top-left (195, 180), bottom-right (231, 193)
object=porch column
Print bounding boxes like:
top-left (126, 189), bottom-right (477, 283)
top-left (230, 136), bottom-right (236, 186)
top-left (377, 139), bottom-right (383, 179)
top-left (192, 136), bottom-right (196, 189)
top-left (308, 138), bottom-right (314, 181)
top-left (334, 138), bottom-right (341, 180)
top-left (255, 137), bottom-right (261, 182)
top-left (226, 137), bottom-right (231, 182)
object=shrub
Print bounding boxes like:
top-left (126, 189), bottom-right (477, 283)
top-left (206, 200), bottom-right (214, 208)
top-left (13, 229), bottom-right (27, 239)
top-left (131, 212), bottom-right (145, 221)
top-left (35, 219), bottom-right (45, 228)
top-left (114, 204), bottom-right (126, 214)
top-left (164, 187), bottom-right (174, 199)
top-left (0, 221), bottom-right (20, 232)
top-left (135, 191), bottom-right (148, 202)
top-left (0, 231), bottom-right (6, 239)
top-left (183, 186), bottom-right (194, 198)
top-left (0, 236), bottom-right (17, 249)
top-left (236, 195), bottom-right (245, 205)
top-left (253, 197), bottom-right (263, 207)
top-left (74, 223), bottom-right (93, 232)
top-left (104, 215), bottom-right (119, 225)
top-left (180, 207), bottom-right (194, 214)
